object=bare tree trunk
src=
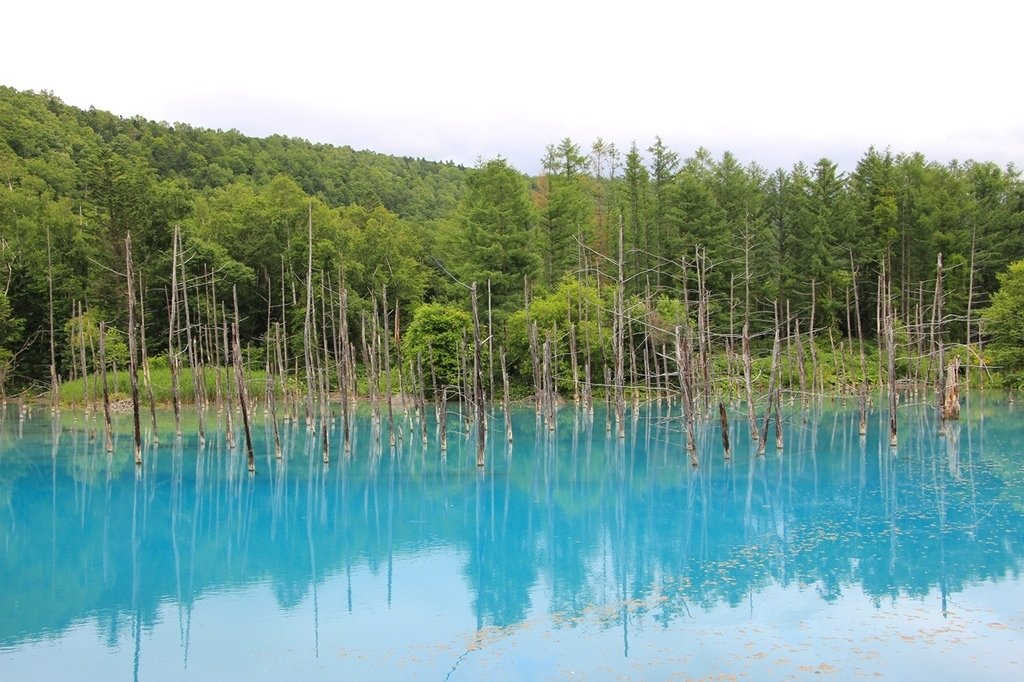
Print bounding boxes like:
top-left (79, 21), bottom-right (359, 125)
top-left (471, 282), bottom-right (486, 466)
top-left (501, 347), bottom-right (512, 444)
top-left (629, 329), bottom-right (640, 419)
top-left (603, 364), bottom-right (612, 434)
top-left (319, 278), bottom-right (331, 463)
top-left (394, 300), bottom-right (407, 417)
top-left (529, 321), bottom-right (542, 416)
top-left (417, 355), bottom-right (428, 445)
top-left (876, 273), bottom-right (885, 392)
top-left (696, 247), bottom-right (711, 410)
top-left (487, 279), bottom-right (495, 407)
top-left (439, 384), bottom-right (448, 453)
top-left (727, 273), bottom-right (736, 387)
top-left (966, 223), bottom-right (977, 388)
top-left (794, 317), bottom-right (808, 406)
top-left (267, 322), bottom-right (281, 459)
top-left (568, 321), bottom-right (579, 405)
top-left (742, 321), bottom-right (758, 440)
top-left (942, 358), bottom-right (961, 420)
top-left (168, 225), bottom-right (182, 436)
top-left (582, 283), bottom-right (594, 414)
top-left (77, 301), bottom-right (90, 417)
top-left (774, 386), bottom-right (784, 452)
top-left (674, 325), bottom-right (698, 467)
top-left (137, 277), bottom-right (158, 444)
top-left (850, 256), bottom-right (868, 436)
top-left (883, 266), bottom-right (898, 448)
top-left (178, 228), bottom-right (205, 447)
top-left (361, 312), bottom-right (378, 428)
top-left (743, 230), bottom-right (756, 429)
top-left (125, 234), bottom-right (142, 466)
top-left (458, 335), bottom-right (469, 430)
top-left (86, 310), bottom-right (99, 432)
top-left (338, 282), bottom-right (351, 454)
top-left (718, 402), bottom-right (731, 460)
top-left (932, 252), bottom-right (945, 426)
top-left (809, 279), bottom-right (820, 395)
top-left (303, 203), bottom-right (315, 427)
top-left (758, 311), bottom-right (782, 456)
top-left (99, 321), bottom-right (113, 454)
top-left (232, 286), bottom-right (255, 473)
top-left (428, 344), bottom-right (441, 429)
top-left (381, 286), bottom-right (396, 447)
top-left (543, 333), bottom-right (555, 431)
top-left (46, 227), bottom-right (59, 412)
top-left (614, 216), bottom-right (626, 439)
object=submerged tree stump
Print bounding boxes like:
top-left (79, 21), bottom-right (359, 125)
top-left (718, 402), bottom-right (731, 460)
top-left (942, 358), bottom-right (961, 421)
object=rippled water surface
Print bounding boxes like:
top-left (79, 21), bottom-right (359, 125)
top-left (2, 396), bottom-right (1023, 680)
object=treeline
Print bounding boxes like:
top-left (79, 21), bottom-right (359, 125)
top-left (2, 85), bottom-right (1024, 396)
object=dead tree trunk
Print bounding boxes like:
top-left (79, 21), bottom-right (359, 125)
top-left (966, 224), bottom-right (978, 388)
top-left (382, 286), bottom-right (396, 446)
top-left (319, 278), bottom-right (330, 463)
top-left (614, 218), bottom-right (626, 439)
top-left (178, 228), bottom-right (205, 447)
top-left (696, 247), bottom-right (712, 411)
top-left (742, 321), bottom-right (758, 440)
top-left (719, 401), bottom-right (731, 460)
top-left (883, 267), bottom-right (898, 448)
top-left (99, 320), bottom-right (113, 454)
top-left (338, 283), bottom-right (351, 454)
top-left (417, 355), bottom-right (428, 445)
top-left (932, 252), bottom-right (945, 424)
top-left (303, 203), bottom-right (315, 427)
top-left (221, 303), bottom-right (236, 450)
top-left (77, 301), bottom-right (91, 417)
top-left (850, 256), bottom-right (868, 436)
top-left (439, 384), bottom-right (449, 453)
top-left (487, 279), bottom-right (495, 408)
top-left (774, 386), bottom-right (784, 452)
top-left (168, 225), bottom-right (182, 437)
top-left (267, 323), bottom-right (282, 459)
top-left (543, 333), bottom-right (556, 431)
top-left (501, 347), bottom-right (513, 444)
top-left (674, 325), bottom-right (698, 467)
top-left (232, 286), bottom-right (255, 473)
top-left (794, 317), bottom-right (808, 406)
top-left (758, 315), bottom-right (781, 456)
top-left (138, 277), bottom-right (158, 444)
top-left (46, 228), bottom-right (59, 412)
top-left (125, 234), bottom-right (142, 466)
top-left (809, 279), bottom-right (821, 395)
top-left (568, 321), bottom-right (579, 406)
top-left (943, 358), bottom-right (961, 420)
top-left (529, 321), bottom-right (542, 417)
top-left (471, 282), bottom-right (486, 466)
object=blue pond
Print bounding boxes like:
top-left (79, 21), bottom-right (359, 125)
top-left (1, 396), bottom-right (1023, 680)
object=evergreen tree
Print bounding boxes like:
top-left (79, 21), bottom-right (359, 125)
top-left (647, 136), bottom-right (679, 285)
top-left (445, 158), bottom-right (538, 312)
top-left (622, 142), bottom-right (649, 284)
top-left (538, 138), bottom-right (590, 286)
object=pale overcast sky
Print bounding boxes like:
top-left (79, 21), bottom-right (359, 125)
top-left (3, 0), bottom-right (1021, 173)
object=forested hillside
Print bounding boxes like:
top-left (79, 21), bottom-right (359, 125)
top-left (2, 85), bottom-right (1023, 395)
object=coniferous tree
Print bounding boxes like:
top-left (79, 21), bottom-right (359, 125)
top-left (444, 158), bottom-right (539, 312)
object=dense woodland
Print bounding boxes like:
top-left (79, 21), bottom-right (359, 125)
top-left (2, 85), bottom-right (1024, 405)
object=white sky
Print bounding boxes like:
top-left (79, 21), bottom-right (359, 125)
top-left (3, 0), bottom-right (1022, 173)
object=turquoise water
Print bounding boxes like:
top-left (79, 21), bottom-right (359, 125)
top-left (1, 397), bottom-right (1022, 680)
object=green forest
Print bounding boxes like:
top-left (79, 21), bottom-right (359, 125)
top-left (2, 84), bottom-right (1024, 401)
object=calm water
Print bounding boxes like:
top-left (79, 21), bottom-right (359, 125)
top-left (1, 396), bottom-right (1023, 680)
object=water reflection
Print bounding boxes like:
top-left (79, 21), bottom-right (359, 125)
top-left (1, 396), bottom-right (1022, 659)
